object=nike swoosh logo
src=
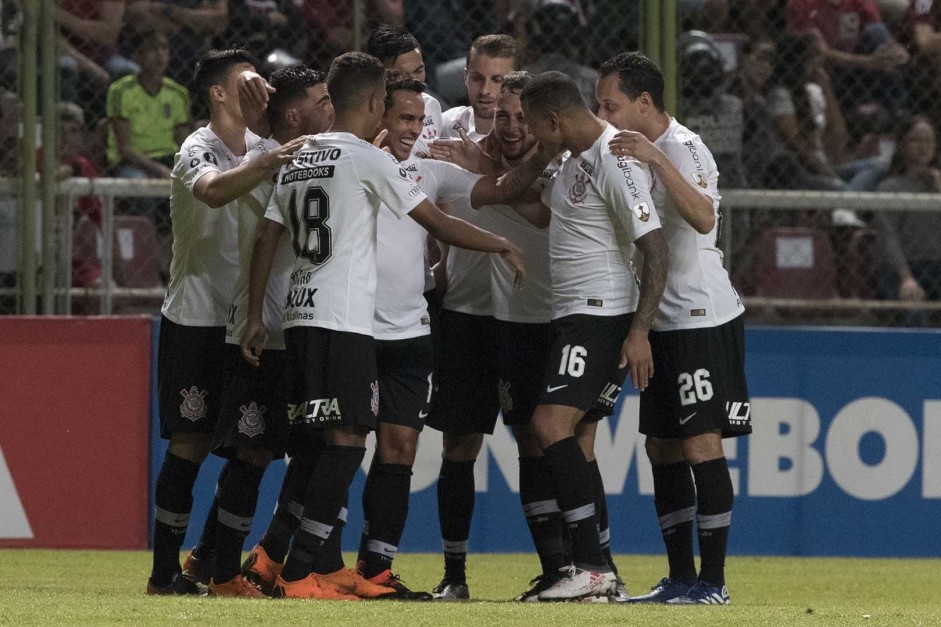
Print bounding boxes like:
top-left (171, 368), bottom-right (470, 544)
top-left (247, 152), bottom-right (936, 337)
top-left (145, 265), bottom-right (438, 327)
top-left (679, 412), bottom-right (697, 425)
top-left (418, 410), bottom-right (429, 419)
top-left (546, 384), bottom-right (568, 393)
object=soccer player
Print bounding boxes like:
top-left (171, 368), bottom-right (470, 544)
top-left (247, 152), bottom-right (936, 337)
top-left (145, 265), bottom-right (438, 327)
top-left (147, 48), bottom-right (304, 596)
top-left (240, 52), bottom-right (526, 600)
top-left (598, 51), bottom-right (751, 605)
top-left (519, 71), bottom-right (669, 601)
top-left (354, 69), bottom-right (552, 599)
top-left (424, 33), bottom-right (521, 602)
top-left (191, 66), bottom-right (333, 598)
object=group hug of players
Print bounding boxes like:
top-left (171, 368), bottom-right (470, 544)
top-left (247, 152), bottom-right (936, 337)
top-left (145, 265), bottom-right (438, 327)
top-left (146, 24), bottom-right (752, 605)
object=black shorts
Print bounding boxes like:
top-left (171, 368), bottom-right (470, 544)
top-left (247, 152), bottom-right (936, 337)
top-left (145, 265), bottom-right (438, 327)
top-left (425, 310), bottom-right (500, 435)
top-left (157, 316), bottom-right (226, 440)
top-left (639, 316), bottom-right (751, 439)
top-left (538, 313), bottom-right (632, 412)
top-left (212, 344), bottom-right (289, 459)
top-left (376, 335), bottom-right (434, 431)
top-left (284, 326), bottom-right (379, 435)
top-left (495, 320), bottom-right (553, 426)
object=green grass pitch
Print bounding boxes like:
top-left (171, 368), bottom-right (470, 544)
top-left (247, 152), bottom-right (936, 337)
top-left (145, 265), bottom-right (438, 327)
top-left (1, 550), bottom-right (940, 625)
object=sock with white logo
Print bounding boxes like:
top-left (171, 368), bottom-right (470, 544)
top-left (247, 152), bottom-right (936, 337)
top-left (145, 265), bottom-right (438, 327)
top-left (151, 452), bottom-right (200, 586)
top-left (358, 461), bottom-right (413, 579)
top-left (588, 459), bottom-right (619, 577)
top-left (543, 437), bottom-right (607, 570)
top-left (692, 457), bottom-right (733, 586)
top-left (312, 505), bottom-right (348, 575)
top-left (192, 462), bottom-right (230, 562)
top-left (652, 461), bottom-right (697, 585)
top-left (519, 456), bottom-right (567, 577)
top-left (212, 458), bottom-right (265, 584)
top-left (437, 459), bottom-right (475, 583)
top-left (260, 454), bottom-right (318, 562)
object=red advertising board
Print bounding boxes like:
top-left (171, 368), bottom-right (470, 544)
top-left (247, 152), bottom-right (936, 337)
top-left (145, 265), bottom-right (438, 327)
top-left (0, 317), bottom-right (151, 549)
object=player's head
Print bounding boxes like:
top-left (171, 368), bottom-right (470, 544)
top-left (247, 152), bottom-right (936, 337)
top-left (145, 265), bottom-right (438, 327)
top-left (380, 69), bottom-right (426, 162)
top-left (326, 52), bottom-right (387, 130)
top-left (367, 24), bottom-right (426, 82)
top-left (495, 71), bottom-right (537, 161)
top-left (596, 51), bottom-right (665, 132)
top-left (194, 48), bottom-right (258, 117)
top-left (520, 71), bottom-right (586, 154)
top-left (129, 29), bottom-right (170, 77)
top-left (267, 65), bottom-right (332, 137)
top-left (465, 34), bottom-right (520, 120)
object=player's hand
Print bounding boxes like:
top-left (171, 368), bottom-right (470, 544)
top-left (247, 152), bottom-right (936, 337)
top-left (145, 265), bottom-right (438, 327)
top-left (429, 127), bottom-right (501, 175)
top-left (262, 136), bottom-right (306, 170)
top-left (608, 130), bottom-right (661, 166)
top-left (241, 321), bottom-right (267, 367)
top-left (498, 239), bottom-right (526, 289)
top-left (620, 328), bottom-right (653, 391)
top-left (372, 128), bottom-right (389, 149)
top-left (239, 70), bottom-right (274, 110)
top-left (432, 260), bottom-right (448, 297)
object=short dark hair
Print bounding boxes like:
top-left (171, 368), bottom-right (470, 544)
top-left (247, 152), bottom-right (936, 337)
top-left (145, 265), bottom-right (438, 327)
top-left (366, 24), bottom-right (421, 66)
top-left (384, 69), bottom-right (424, 110)
top-left (520, 71), bottom-right (585, 115)
top-left (194, 48), bottom-right (258, 103)
top-left (500, 70), bottom-right (534, 94)
top-left (598, 51), bottom-right (665, 112)
top-left (267, 65), bottom-right (326, 129)
top-left (326, 52), bottom-right (386, 111)
top-left (466, 34), bottom-right (520, 69)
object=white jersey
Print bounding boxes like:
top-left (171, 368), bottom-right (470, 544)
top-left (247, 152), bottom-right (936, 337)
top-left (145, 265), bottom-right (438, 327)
top-left (488, 160), bottom-right (558, 324)
top-left (265, 132), bottom-right (426, 336)
top-left (544, 123), bottom-right (661, 319)
top-left (375, 155), bottom-right (483, 340)
top-left (440, 105), bottom-right (482, 141)
top-left (226, 137), bottom-right (294, 350)
top-left (649, 119), bottom-right (744, 331)
top-left (162, 126), bottom-right (260, 326)
top-left (413, 93), bottom-right (444, 157)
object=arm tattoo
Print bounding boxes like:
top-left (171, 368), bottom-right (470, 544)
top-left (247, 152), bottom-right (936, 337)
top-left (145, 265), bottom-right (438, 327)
top-left (632, 229), bottom-right (669, 332)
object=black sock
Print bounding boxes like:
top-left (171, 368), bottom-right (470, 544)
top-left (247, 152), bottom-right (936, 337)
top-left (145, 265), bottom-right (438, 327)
top-left (652, 461), bottom-right (697, 585)
top-left (151, 452), bottom-right (200, 586)
top-left (543, 438), bottom-right (605, 569)
top-left (692, 458), bottom-right (734, 586)
top-left (212, 459), bottom-right (266, 583)
top-left (519, 456), bottom-right (566, 577)
top-left (261, 455), bottom-right (317, 563)
top-left (312, 504), bottom-right (348, 575)
top-left (437, 459), bottom-right (475, 583)
top-left (193, 462), bottom-right (231, 561)
top-left (282, 445), bottom-right (365, 582)
top-left (359, 462), bottom-right (413, 579)
top-left (588, 459), bottom-right (618, 577)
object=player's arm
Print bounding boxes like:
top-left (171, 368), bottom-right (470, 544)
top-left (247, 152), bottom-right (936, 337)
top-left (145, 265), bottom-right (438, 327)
top-left (408, 199), bottom-right (526, 288)
top-left (193, 136), bottom-right (305, 208)
top-left (241, 217), bottom-right (285, 366)
top-left (608, 130), bottom-right (715, 234)
top-left (621, 228), bottom-right (668, 391)
top-left (468, 148), bottom-right (551, 209)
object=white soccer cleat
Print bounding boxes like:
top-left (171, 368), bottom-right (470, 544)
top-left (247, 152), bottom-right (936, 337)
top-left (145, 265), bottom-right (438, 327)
top-left (537, 565), bottom-right (617, 601)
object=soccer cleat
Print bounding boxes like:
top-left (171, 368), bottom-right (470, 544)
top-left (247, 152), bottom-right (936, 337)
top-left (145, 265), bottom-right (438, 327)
top-left (431, 578), bottom-right (470, 601)
top-left (241, 545), bottom-right (283, 596)
top-left (367, 569), bottom-right (433, 600)
top-left (666, 580), bottom-right (730, 605)
top-left (181, 548), bottom-right (213, 586)
top-left (146, 572), bottom-right (208, 596)
top-left (208, 574), bottom-right (265, 598)
top-left (271, 574), bottom-right (359, 601)
top-left (628, 577), bottom-right (692, 604)
top-left (320, 568), bottom-right (398, 599)
top-left (537, 565), bottom-right (617, 601)
top-left (514, 574), bottom-right (560, 602)
top-left (579, 576), bottom-right (631, 603)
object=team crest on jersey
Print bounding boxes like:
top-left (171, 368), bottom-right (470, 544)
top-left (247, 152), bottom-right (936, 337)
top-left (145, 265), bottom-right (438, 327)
top-left (498, 379), bottom-right (513, 414)
top-left (632, 201), bottom-right (651, 222)
top-left (238, 402), bottom-right (267, 437)
top-left (370, 381), bottom-right (380, 416)
top-left (693, 172), bottom-right (708, 188)
top-left (180, 386), bottom-right (208, 422)
top-left (569, 172), bottom-right (589, 204)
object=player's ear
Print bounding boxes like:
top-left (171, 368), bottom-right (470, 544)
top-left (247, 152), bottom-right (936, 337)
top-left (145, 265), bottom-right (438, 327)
top-left (209, 84), bottom-right (225, 103)
top-left (285, 106), bottom-right (299, 128)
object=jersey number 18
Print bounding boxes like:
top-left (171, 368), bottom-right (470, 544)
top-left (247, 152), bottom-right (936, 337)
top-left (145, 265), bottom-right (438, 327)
top-left (290, 186), bottom-right (332, 264)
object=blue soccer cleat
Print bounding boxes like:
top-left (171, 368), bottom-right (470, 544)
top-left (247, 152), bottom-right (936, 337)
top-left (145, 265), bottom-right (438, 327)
top-left (627, 577), bottom-right (693, 604)
top-left (666, 580), bottom-right (730, 605)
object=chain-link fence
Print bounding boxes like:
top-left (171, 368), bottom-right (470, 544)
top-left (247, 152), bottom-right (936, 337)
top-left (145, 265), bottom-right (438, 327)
top-left (3, 0), bottom-right (941, 325)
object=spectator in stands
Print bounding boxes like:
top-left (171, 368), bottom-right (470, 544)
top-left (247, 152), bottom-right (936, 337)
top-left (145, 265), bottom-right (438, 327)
top-left (786, 0), bottom-right (909, 115)
top-left (124, 0), bottom-right (227, 94)
top-left (523, 0), bottom-right (598, 110)
top-left (874, 114), bottom-right (941, 324)
top-left (218, 0), bottom-right (306, 64)
top-left (904, 0), bottom-right (941, 131)
top-left (303, 0), bottom-right (404, 70)
top-left (107, 29), bottom-right (191, 233)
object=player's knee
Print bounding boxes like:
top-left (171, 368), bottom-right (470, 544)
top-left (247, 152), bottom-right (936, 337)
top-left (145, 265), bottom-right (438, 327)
top-left (377, 430), bottom-right (419, 466)
top-left (168, 433), bottom-right (212, 464)
top-left (512, 425), bottom-right (542, 457)
top-left (235, 446), bottom-right (273, 469)
top-left (682, 431), bottom-right (724, 464)
top-left (442, 432), bottom-right (483, 461)
top-left (645, 436), bottom-right (683, 466)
